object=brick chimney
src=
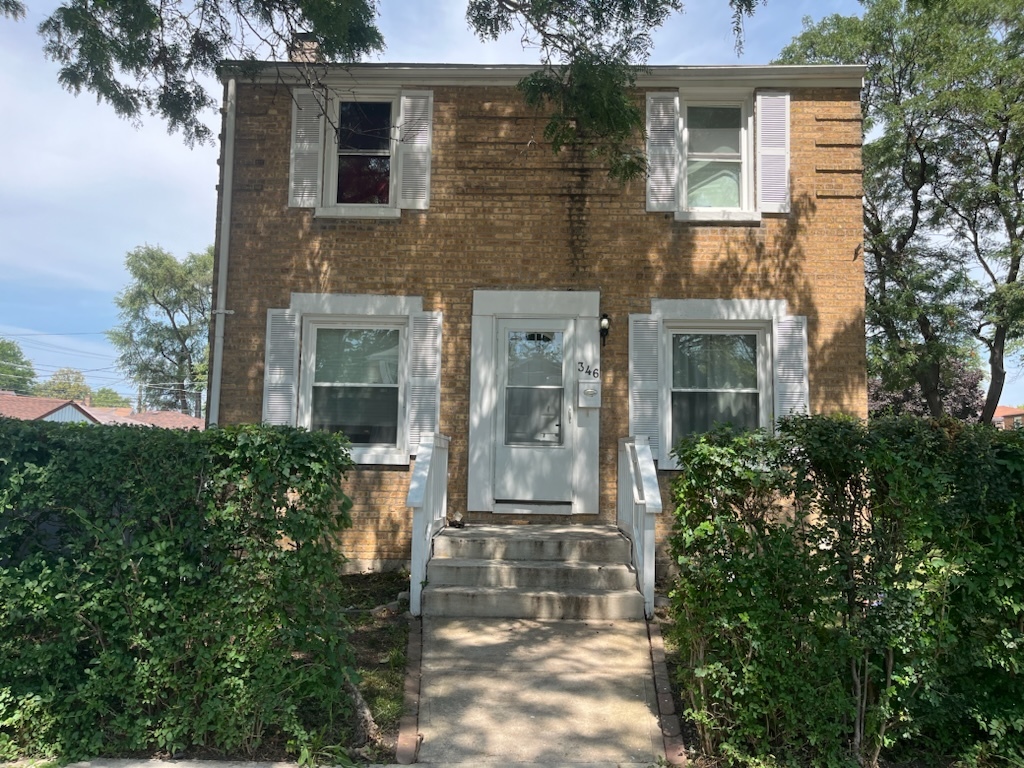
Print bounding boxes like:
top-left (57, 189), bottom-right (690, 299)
top-left (288, 32), bottom-right (323, 63)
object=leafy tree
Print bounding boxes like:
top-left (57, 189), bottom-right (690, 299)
top-left (869, 357), bottom-right (985, 420)
top-left (92, 387), bottom-right (132, 408)
top-left (776, 0), bottom-right (1024, 422)
top-left (34, 367), bottom-right (91, 401)
top-left (1, 0), bottom-right (764, 178)
top-left (107, 245), bottom-right (213, 418)
top-left (0, 337), bottom-right (36, 395)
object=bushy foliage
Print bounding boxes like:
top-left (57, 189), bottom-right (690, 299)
top-left (868, 357), bottom-right (985, 421)
top-left (668, 415), bottom-right (1024, 767)
top-left (0, 420), bottom-right (355, 762)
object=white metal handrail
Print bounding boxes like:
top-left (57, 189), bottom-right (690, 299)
top-left (617, 435), bottom-right (663, 618)
top-left (407, 433), bottom-right (450, 616)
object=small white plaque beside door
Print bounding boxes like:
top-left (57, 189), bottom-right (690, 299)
top-left (578, 379), bottom-right (602, 408)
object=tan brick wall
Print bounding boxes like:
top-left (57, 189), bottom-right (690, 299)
top-left (214, 81), bottom-right (866, 567)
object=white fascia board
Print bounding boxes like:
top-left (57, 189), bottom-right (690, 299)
top-left (220, 62), bottom-right (866, 90)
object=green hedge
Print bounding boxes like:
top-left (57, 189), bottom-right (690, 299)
top-left (668, 415), bottom-right (1024, 767)
top-left (0, 419), bottom-right (355, 761)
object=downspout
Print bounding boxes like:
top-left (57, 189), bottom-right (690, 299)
top-left (208, 75), bottom-right (237, 427)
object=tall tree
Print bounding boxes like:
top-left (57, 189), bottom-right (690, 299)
top-left (868, 357), bottom-right (985, 420)
top-left (108, 245), bottom-right (213, 417)
top-left (34, 367), bottom-right (91, 401)
top-left (0, 337), bottom-right (36, 394)
top-left (0, 0), bottom-right (764, 178)
top-left (92, 387), bottom-right (132, 408)
top-left (777, 0), bottom-right (1024, 422)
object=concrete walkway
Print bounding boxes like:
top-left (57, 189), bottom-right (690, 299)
top-left (412, 618), bottom-right (664, 766)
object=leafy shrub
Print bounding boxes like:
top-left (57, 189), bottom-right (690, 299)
top-left (0, 419), bottom-right (355, 762)
top-left (668, 415), bottom-right (1024, 767)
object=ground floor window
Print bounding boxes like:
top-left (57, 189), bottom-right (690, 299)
top-left (262, 294), bottom-right (441, 466)
top-left (668, 328), bottom-right (767, 445)
top-left (311, 326), bottom-right (402, 444)
top-left (628, 300), bottom-right (808, 469)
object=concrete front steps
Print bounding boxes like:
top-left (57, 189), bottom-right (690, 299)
top-left (421, 524), bottom-right (645, 619)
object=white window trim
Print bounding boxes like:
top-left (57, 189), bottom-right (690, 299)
top-left (290, 88), bottom-right (432, 220)
top-left (262, 293), bottom-right (441, 467)
top-left (677, 89), bottom-right (755, 222)
top-left (629, 299), bottom-right (807, 470)
top-left (300, 317), bottom-right (409, 465)
top-left (316, 90), bottom-right (401, 219)
top-left (646, 87), bottom-right (790, 223)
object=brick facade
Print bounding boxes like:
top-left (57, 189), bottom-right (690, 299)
top-left (213, 67), bottom-right (866, 570)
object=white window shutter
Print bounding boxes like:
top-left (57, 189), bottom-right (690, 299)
top-left (397, 91), bottom-right (433, 210)
top-left (408, 311), bottom-right (442, 454)
top-left (289, 89), bottom-right (323, 208)
top-left (646, 92), bottom-right (679, 212)
top-left (629, 314), bottom-right (662, 460)
top-left (773, 315), bottom-right (809, 425)
top-left (263, 309), bottom-right (300, 426)
top-left (756, 91), bottom-right (790, 214)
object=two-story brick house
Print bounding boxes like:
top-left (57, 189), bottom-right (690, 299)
top-left (207, 62), bottom-right (866, 584)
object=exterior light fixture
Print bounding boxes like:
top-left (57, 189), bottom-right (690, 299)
top-left (600, 313), bottom-right (610, 347)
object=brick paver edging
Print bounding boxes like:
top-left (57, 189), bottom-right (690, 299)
top-left (395, 616), bottom-right (423, 764)
top-left (647, 619), bottom-right (687, 765)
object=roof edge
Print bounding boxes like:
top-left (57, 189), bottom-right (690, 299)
top-left (218, 62), bottom-right (866, 90)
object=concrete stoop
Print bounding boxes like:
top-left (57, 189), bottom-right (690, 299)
top-left (422, 525), bottom-right (645, 619)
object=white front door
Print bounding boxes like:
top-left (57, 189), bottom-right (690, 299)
top-left (493, 317), bottom-right (575, 503)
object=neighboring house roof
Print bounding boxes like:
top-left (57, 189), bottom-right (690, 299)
top-left (0, 391), bottom-right (97, 422)
top-left (80, 405), bottom-right (205, 429)
top-left (0, 391), bottom-right (204, 430)
top-left (994, 405), bottom-right (1024, 429)
top-left (132, 410), bottom-right (205, 430)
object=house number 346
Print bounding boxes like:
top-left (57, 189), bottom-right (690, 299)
top-left (577, 362), bottom-right (600, 378)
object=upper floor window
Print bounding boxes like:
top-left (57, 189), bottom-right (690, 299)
top-left (289, 89), bottom-right (433, 219)
top-left (336, 101), bottom-right (393, 205)
top-left (647, 89), bottom-right (790, 223)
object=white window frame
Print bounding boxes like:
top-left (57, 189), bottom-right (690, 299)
top-left (662, 321), bottom-right (772, 451)
top-left (646, 88), bottom-right (791, 224)
top-left (263, 293), bottom-right (441, 467)
top-left (629, 299), bottom-right (808, 470)
top-left (678, 91), bottom-right (755, 222)
top-left (289, 88), bottom-right (432, 220)
top-left (299, 317), bottom-right (409, 465)
top-left (319, 91), bottom-right (401, 219)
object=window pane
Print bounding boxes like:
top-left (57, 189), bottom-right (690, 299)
top-left (672, 391), bottom-right (759, 444)
top-left (673, 334), bottom-right (757, 389)
top-left (505, 387), bottom-right (562, 445)
top-left (315, 328), bottom-right (400, 385)
top-left (339, 101), bottom-right (391, 151)
top-left (338, 156), bottom-right (391, 204)
top-left (687, 160), bottom-right (741, 208)
top-left (312, 386), bottom-right (398, 444)
top-left (507, 331), bottom-right (563, 386)
top-left (687, 106), bottom-right (741, 154)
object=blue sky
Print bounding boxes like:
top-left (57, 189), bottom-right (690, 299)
top-left (1, 0), bottom-right (1020, 406)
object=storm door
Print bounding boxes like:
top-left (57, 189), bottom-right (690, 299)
top-left (493, 317), bottom-right (575, 503)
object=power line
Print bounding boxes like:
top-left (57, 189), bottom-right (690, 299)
top-left (1, 332), bottom-right (110, 337)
